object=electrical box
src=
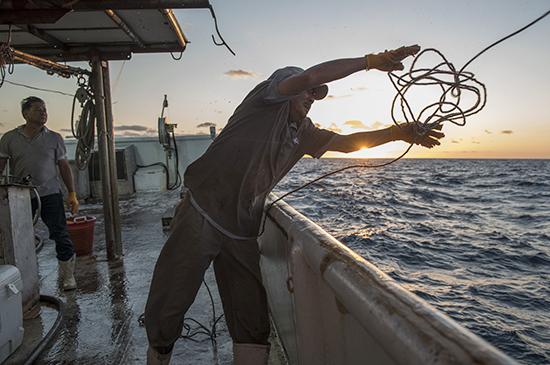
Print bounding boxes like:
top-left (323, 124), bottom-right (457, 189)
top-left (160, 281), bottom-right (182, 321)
top-left (89, 145), bottom-right (137, 198)
top-left (134, 165), bottom-right (167, 192)
top-left (0, 265), bottom-right (24, 364)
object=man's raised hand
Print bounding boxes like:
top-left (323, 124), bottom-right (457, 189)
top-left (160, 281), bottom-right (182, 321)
top-left (368, 45), bottom-right (421, 72)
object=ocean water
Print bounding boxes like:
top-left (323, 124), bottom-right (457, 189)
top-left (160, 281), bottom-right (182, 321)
top-left (274, 158), bottom-right (550, 364)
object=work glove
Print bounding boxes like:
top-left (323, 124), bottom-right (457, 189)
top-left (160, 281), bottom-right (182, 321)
top-left (67, 192), bottom-right (80, 215)
top-left (367, 45), bottom-right (421, 72)
top-left (390, 123), bottom-right (444, 149)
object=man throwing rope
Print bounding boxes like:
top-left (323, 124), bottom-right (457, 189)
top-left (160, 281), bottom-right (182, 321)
top-left (145, 44), bottom-right (444, 365)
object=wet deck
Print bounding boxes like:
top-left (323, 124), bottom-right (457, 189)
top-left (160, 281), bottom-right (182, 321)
top-left (4, 190), bottom-right (287, 364)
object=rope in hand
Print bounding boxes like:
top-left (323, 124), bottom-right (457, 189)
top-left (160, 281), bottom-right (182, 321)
top-left (258, 9), bottom-right (550, 237)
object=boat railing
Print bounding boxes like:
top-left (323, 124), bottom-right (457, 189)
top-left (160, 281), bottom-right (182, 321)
top-left (259, 195), bottom-right (518, 365)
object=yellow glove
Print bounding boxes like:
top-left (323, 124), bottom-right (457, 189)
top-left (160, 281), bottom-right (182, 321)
top-left (67, 192), bottom-right (80, 215)
top-left (366, 45), bottom-right (421, 72)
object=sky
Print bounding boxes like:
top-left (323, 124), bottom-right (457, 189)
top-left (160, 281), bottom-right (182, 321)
top-left (0, 0), bottom-right (549, 159)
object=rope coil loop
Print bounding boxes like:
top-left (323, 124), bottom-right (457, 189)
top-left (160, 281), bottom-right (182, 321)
top-left (388, 48), bottom-right (487, 137)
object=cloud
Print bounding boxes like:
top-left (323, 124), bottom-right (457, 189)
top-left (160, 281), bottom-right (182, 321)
top-left (224, 69), bottom-right (257, 79)
top-left (326, 94), bottom-right (351, 100)
top-left (371, 121), bottom-right (391, 130)
top-left (314, 123), bottom-right (321, 128)
top-left (472, 140), bottom-right (481, 144)
top-left (114, 125), bottom-right (149, 132)
top-left (113, 124), bottom-right (156, 136)
top-left (451, 139), bottom-right (460, 144)
top-left (344, 120), bottom-right (368, 129)
top-left (326, 123), bottom-right (342, 133)
top-left (501, 130), bottom-right (513, 135)
top-left (197, 122), bottom-right (216, 128)
top-left (350, 86), bottom-right (367, 91)
top-left (484, 129), bottom-right (492, 134)
top-left (118, 131), bottom-right (143, 137)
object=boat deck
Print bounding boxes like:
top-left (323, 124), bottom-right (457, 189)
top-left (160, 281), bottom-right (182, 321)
top-left (5, 190), bottom-right (287, 364)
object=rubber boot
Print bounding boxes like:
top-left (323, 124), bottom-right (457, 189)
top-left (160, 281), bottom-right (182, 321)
top-left (147, 346), bottom-right (172, 365)
top-left (58, 254), bottom-right (77, 291)
top-left (233, 343), bottom-right (270, 365)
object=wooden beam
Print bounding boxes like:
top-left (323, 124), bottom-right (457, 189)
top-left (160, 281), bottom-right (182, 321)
top-left (104, 10), bottom-right (146, 48)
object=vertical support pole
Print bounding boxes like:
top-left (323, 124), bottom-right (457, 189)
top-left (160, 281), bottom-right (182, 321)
top-left (91, 58), bottom-right (116, 260)
top-left (102, 61), bottom-right (122, 257)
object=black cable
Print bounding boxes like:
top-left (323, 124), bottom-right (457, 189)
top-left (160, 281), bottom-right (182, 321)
top-left (22, 295), bottom-right (65, 365)
top-left (208, 5), bottom-right (236, 56)
top-left (168, 131), bottom-right (182, 190)
top-left (170, 51), bottom-right (184, 61)
top-left (257, 9), bottom-right (550, 237)
top-left (137, 280), bottom-right (223, 344)
top-left (135, 132), bottom-right (181, 191)
top-left (35, 234), bottom-right (44, 253)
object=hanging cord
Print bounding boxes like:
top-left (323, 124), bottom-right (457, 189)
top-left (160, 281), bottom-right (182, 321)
top-left (258, 9), bottom-right (550, 237)
top-left (71, 75), bottom-right (96, 170)
top-left (208, 4), bottom-right (236, 56)
top-left (138, 280), bottom-right (224, 344)
top-left (134, 131), bottom-right (181, 191)
top-left (168, 130), bottom-right (182, 190)
top-left (0, 25), bottom-right (15, 88)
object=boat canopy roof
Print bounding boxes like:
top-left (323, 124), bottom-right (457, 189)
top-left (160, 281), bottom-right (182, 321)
top-left (0, 0), bottom-right (212, 61)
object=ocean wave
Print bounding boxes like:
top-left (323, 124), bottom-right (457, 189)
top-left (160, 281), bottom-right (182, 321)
top-left (276, 158), bottom-right (550, 364)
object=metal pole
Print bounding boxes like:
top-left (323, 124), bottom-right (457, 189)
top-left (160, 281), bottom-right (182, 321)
top-left (102, 61), bottom-right (123, 258)
top-left (91, 58), bottom-right (116, 260)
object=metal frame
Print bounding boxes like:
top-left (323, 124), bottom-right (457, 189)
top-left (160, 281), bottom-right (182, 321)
top-left (0, 1), bottom-right (214, 260)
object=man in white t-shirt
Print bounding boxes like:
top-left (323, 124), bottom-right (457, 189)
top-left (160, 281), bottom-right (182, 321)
top-left (0, 96), bottom-right (80, 290)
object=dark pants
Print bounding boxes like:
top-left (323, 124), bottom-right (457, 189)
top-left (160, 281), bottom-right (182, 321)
top-left (31, 193), bottom-right (74, 261)
top-left (144, 192), bottom-right (270, 349)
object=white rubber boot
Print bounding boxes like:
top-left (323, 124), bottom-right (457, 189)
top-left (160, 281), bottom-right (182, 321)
top-left (233, 343), bottom-right (270, 365)
top-left (147, 346), bottom-right (172, 365)
top-left (58, 254), bottom-right (77, 291)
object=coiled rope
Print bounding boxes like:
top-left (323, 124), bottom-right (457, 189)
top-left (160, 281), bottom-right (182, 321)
top-left (0, 25), bottom-right (15, 88)
top-left (71, 77), bottom-right (96, 170)
top-left (259, 9), bottom-right (550, 236)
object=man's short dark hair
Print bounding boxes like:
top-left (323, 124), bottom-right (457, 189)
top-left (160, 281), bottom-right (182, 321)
top-left (21, 96), bottom-right (45, 114)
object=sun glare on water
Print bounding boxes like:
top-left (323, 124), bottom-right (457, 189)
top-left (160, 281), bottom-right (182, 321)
top-left (325, 144), bottom-right (404, 159)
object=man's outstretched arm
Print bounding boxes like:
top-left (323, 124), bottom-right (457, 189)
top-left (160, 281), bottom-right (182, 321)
top-left (327, 124), bottom-right (445, 153)
top-left (277, 45), bottom-right (421, 96)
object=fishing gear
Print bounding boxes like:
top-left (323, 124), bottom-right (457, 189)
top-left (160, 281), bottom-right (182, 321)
top-left (71, 75), bottom-right (96, 170)
top-left (259, 9), bottom-right (550, 237)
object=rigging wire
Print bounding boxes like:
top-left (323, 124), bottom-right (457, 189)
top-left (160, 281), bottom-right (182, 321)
top-left (3, 80), bottom-right (75, 96)
top-left (258, 9), bottom-right (550, 237)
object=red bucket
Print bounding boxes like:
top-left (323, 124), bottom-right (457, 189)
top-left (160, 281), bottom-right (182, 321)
top-left (67, 216), bottom-right (96, 256)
